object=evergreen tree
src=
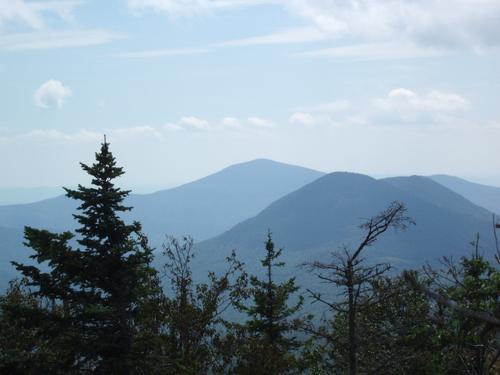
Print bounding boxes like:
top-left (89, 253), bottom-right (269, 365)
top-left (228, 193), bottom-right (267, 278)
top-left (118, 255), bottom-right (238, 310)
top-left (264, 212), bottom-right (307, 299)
top-left (424, 245), bottom-right (500, 374)
top-left (235, 233), bottom-right (303, 374)
top-left (12, 139), bottom-right (162, 374)
top-left (0, 278), bottom-right (62, 374)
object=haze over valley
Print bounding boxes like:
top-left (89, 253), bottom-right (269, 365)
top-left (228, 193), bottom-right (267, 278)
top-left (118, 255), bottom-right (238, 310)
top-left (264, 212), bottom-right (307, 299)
top-left (1, 159), bottom-right (499, 290)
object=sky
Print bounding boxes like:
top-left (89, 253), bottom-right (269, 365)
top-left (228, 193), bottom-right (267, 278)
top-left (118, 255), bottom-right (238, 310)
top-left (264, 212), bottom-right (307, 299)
top-left (1, 0), bottom-right (500, 190)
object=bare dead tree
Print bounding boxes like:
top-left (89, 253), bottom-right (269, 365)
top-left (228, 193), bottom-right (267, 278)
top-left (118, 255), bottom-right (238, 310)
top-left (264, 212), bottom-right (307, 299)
top-left (492, 215), bottom-right (500, 266)
top-left (304, 201), bottom-right (414, 375)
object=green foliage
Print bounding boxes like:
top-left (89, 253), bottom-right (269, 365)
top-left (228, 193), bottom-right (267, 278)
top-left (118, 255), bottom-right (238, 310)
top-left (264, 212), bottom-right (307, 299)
top-left (429, 248), bottom-right (500, 374)
top-left (0, 279), bottom-right (65, 374)
top-left (9, 140), bottom-right (162, 374)
top-left (342, 276), bottom-right (441, 374)
top-left (234, 233), bottom-right (304, 374)
top-left (158, 235), bottom-right (248, 374)
top-left (1, 143), bottom-right (500, 374)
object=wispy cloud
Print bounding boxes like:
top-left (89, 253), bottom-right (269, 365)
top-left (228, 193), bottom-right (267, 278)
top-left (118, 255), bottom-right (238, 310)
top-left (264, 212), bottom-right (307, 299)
top-left (114, 26), bottom-right (324, 59)
top-left (287, 0), bottom-right (500, 50)
top-left (128, 0), bottom-right (277, 16)
top-left (0, 0), bottom-right (84, 29)
top-left (0, 29), bottom-right (125, 51)
top-left (294, 41), bottom-right (456, 60)
top-left (295, 42), bottom-right (451, 61)
top-left (289, 112), bottom-right (315, 126)
top-left (247, 116), bottom-right (274, 128)
top-left (122, 0), bottom-right (500, 60)
top-left (296, 99), bottom-right (351, 113)
top-left (0, 113), bottom-right (277, 143)
top-left (290, 88), bottom-right (471, 128)
top-left (0, 1), bottom-right (125, 51)
top-left (164, 115), bottom-right (275, 132)
top-left (113, 46), bottom-right (208, 58)
top-left (21, 128), bottom-right (101, 142)
top-left (217, 26), bottom-right (324, 47)
top-left (28, 1), bottom-right (85, 22)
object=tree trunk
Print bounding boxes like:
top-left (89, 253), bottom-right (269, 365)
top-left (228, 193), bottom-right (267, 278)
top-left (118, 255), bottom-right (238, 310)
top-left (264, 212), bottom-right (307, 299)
top-left (347, 261), bottom-right (357, 375)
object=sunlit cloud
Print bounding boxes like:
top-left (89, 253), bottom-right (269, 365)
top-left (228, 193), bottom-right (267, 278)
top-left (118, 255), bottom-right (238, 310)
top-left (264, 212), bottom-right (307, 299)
top-left (34, 80), bottom-right (72, 109)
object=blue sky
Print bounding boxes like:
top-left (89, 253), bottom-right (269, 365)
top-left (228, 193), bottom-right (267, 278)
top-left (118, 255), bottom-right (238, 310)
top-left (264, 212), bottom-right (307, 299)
top-left (1, 0), bottom-right (500, 189)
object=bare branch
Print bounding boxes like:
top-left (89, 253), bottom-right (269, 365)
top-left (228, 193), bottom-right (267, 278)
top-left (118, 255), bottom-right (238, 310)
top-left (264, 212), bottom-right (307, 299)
top-left (403, 271), bottom-right (500, 327)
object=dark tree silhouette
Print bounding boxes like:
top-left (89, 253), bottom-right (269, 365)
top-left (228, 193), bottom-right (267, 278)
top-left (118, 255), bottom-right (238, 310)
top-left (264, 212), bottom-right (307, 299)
top-left (12, 139), bottom-right (161, 374)
top-left (235, 232), bottom-right (304, 374)
top-left (304, 202), bottom-right (414, 375)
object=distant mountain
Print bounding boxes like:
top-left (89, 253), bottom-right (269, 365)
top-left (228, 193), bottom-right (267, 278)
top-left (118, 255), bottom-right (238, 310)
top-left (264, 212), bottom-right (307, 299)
top-left (0, 187), bottom-right (63, 205)
top-left (429, 175), bottom-right (500, 215)
top-left (128, 159), bottom-right (325, 244)
top-left (0, 226), bottom-right (27, 287)
top-left (0, 159), bottom-right (323, 241)
top-left (383, 176), bottom-right (492, 221)
top-left (0, 195), bottom-right (78, 231)
top-left (2, 163), bottom-right (497, 292)
top-left (0, 159), bottom-right (324, 289)
top-left (195, 173), bottom-right (495, 279)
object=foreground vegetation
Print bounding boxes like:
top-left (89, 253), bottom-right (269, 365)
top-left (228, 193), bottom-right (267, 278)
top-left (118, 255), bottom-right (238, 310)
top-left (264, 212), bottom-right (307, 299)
top-left (0, 141), bottom-right (499, 374)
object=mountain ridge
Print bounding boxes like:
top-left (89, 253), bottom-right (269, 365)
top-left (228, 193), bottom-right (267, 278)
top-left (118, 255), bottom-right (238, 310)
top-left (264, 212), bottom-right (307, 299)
top-left (194, 172), bottom-right (495, 277)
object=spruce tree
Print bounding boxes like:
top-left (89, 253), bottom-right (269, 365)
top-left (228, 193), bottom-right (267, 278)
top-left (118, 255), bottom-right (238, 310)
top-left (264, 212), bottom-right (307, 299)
top-left (235, 232), bottom-right (303, 374)
top-left (13, 139), bottom-right (161, 374)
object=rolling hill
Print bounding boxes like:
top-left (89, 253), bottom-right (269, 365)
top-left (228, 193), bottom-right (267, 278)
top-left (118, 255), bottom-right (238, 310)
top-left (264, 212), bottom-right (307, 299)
top-left (0, 159), bottom-right (324, 289)
top-left (128, 159), bottom-right (324, 244)
top-left (429, 174), bottom-right (500, 215)
top-left (0, 159), bottom-right (323, 242)
top-left (194, 173), bottom-right (495, 279)
top-left (2, 161), bottom-right (498, 292)
top-left (0, 187), bottom-right (63, 205)
top-left (0, 226), bottom-right (28, 288)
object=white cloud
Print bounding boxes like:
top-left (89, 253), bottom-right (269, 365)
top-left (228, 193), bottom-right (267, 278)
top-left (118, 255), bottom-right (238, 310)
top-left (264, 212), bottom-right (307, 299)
top-left (289, 112), bottom-right (315, 126)
top-left (295, 41), bottom-right (449, 61)
top-left (374, 88), bottom-right (469, 113)
top-left (486, 121), bottom-right (500, 129)
top-left (23, 128), bottom-right (100, 142)
top-left (221, 117), bottom-right (241, 128)
top-left (28, 1), bottom-right (84, 22)
top-left (163, 115), bottom-right (274, 132)
top-left (0, 0), bottom-right (83, 29)
top-left (123, 0), bottom-right (500, 60)
top-left (179, 116), bottom-right (211, 130)
top-left (113, 46), bottom-right (208, 58)
top-left (114, 26), bottom-right (323, 59)
top-left (0, 0), bottom-right (43, 28)
top-left (368, 88), bottom-right (470, 126)
top-left (2, 125), bottom-right (177, 143)
top-left (34, 80), bottom-right (72, 109)
top-left (128, 0), bottom-right (275, 16)
top-left (112, 125), bottom-right (164, 138)
top-left (217, 26), bottom-right (325, 47)
top-left (296, 99), bottom-right (351, 113)
top-left (0, 2), bottom-right (124, 52)
top-left (287, 0), bottom-right (500, 50)
top-left (247, 116), bottom-right (274, 128)
top-left (0, 29), bottom-right (125, 51)
top-left (291, 89), bottom-right (471, 128)
top-left (1, 114), bottom-right (277, 144)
